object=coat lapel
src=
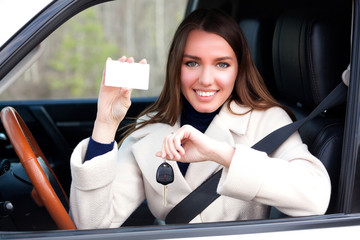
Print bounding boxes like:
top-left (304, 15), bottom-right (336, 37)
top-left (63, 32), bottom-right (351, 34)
top-left (131, 101), bottom-right (253, 202)
top-left (131, 121), bottom-right (193, 205)
top-left (184, 114), bottom-right (234, 189)
top-left (184, 102), bottom-right (252, 188)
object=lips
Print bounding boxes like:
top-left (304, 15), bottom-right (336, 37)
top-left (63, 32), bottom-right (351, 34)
top-left (195, 90), bottom-right (218, 97)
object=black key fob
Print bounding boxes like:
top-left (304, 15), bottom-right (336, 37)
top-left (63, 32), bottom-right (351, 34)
top-left (156, 162), bottom-right (174, 185)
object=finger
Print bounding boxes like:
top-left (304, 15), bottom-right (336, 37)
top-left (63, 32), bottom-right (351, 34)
top-left (169, 132), bottom-right (183, 160)
top-left (119, 56), bottom-right (127, 62)
top-left (160, 138), bottom-right (168, 159)
top-left (121, 87), bottom-right (133, 100)
top-left (163, 135), bottom-right (174, 160)
top-left (173, 135), bottom-right (185, 156)
top-left (155, 151), bottom-right (162, 158)
top-left (156, 151), bottom-right (172, 160)
top-left (118, 88), bottom-right (133, 110)
top-left (139, 58), bottom-right (147, 64)
top-left (127, 57), bottom-right (135, 63)
top-left (167, 134), bottom-right (181, 160)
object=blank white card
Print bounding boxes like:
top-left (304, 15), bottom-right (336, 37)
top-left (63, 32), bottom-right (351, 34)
top-left (105, 59), bottom-right (150, 90)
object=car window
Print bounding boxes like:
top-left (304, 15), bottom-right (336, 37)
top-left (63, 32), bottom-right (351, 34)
top-left (0, 0), bottom-right (186, 100)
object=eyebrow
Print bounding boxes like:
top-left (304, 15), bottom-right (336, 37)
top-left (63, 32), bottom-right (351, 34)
top-left (183, 54), bottom-right (233, 61)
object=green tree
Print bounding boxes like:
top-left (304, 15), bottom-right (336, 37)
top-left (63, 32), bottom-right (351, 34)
top-left (48, 7), bottom-right (118, 98)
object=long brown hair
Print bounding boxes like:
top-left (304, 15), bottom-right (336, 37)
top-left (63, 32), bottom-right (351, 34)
top-left (120, 8), bottom-right (292, 143)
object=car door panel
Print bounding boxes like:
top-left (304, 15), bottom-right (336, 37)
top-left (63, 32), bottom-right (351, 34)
top-left (0, 97), bottom-right (155, 193)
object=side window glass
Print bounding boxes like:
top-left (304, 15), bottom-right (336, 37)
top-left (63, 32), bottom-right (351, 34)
top-left (0, 0), bottom-right (186, 100)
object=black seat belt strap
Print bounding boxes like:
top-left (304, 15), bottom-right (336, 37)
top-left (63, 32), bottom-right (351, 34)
top-left (165, 82), bottom-right (347, 224)
top-left (252, 82), bottom-right (347, 153)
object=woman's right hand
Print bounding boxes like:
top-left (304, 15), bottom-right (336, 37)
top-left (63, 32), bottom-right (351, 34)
top-left (92, 56), bottom-right (147, 144)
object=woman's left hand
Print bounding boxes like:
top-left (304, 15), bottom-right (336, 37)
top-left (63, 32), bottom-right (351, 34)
top-left (156, 125), bottom-right (235, 168)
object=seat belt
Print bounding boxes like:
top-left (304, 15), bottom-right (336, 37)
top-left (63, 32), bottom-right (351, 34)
top-left (165, 81), bottom-right (347, 224)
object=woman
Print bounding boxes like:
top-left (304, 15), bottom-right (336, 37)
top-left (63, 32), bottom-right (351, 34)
top-left (70, 9), bottom-right (330, 229)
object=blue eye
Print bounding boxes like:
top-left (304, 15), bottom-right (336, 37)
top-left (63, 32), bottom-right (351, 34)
top-left (217, 62), bottom-right (229, 68)
top-left (186, 61), bottom-right (198, 67)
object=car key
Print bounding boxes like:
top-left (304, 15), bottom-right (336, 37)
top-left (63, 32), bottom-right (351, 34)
top-left (156, 161), bottom-right (174, 206)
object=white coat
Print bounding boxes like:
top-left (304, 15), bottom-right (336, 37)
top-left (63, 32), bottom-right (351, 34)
top-left (69, 101), bottom-right (331, 229)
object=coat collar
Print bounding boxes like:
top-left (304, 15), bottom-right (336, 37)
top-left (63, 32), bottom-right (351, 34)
top-left (130, 101), bottom-right (253, 201)
top-left (217, 100), bottom-right (252, 136)
top-left (131, 101), bottom-right (252, 139)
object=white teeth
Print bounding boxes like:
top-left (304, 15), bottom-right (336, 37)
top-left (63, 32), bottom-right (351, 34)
top-left (196, 90), bottom-right (216, 97)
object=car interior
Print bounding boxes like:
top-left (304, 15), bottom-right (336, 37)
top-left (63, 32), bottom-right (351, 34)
top-left (0, 0), bottom-right (352, 232)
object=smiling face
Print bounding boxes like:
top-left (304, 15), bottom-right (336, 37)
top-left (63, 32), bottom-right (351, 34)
top-left (180, 29), bottom-right (238, 113)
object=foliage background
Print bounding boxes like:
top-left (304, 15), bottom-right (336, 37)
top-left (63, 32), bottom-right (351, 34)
top-left (0, 0), bottom-right (186, 100)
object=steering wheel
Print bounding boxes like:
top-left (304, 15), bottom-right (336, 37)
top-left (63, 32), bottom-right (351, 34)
top-left (0, 106), bottom-right (76, 230)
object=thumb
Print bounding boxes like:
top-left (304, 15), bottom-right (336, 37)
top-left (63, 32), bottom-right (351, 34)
top-left (122, 87), bottom-right (133, 99)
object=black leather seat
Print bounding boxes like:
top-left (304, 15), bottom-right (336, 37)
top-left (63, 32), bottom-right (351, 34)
top-left (271, 9), bottom-right (350, 214)
top-left (239, 17), bottom-right (277, 93)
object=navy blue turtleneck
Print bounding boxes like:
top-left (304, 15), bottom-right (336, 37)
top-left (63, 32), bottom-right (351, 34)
top-left (84, 97), bottom-right (221, 177)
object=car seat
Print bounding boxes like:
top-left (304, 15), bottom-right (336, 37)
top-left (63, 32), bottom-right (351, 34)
top-left (239, 17), bottom-right (277, 94)
top-left (271, 8), bottom-right (351, 214)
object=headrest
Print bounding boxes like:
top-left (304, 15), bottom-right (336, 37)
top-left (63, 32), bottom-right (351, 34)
top-left (239, 18), bottom-right (276, 92)
top-left (272, 9), bottom-right (350, 109)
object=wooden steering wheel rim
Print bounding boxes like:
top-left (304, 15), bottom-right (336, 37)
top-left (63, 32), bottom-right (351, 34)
top-left (0, 106), bottom-right (76, 230)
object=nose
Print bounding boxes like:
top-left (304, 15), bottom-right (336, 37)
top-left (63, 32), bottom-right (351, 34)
top-left (198, 65), bottom-right (213, 86)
